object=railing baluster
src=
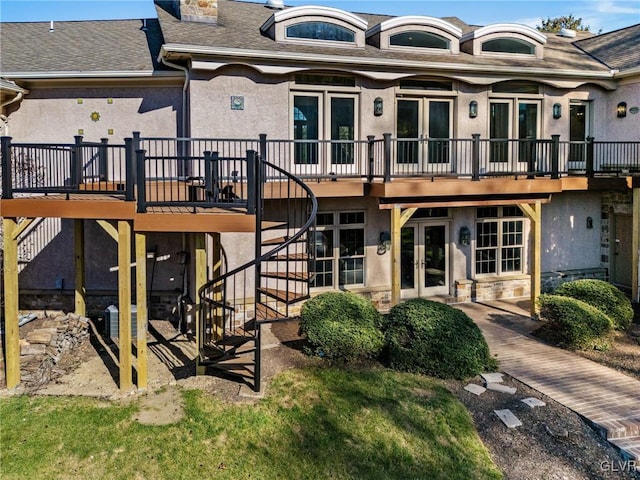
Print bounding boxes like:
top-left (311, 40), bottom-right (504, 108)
top-left (586, 136), bottom-right (595, 178)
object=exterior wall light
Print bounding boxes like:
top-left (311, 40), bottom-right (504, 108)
top-left (378, 231), bottom-right (391, 254)
top-left (553, 103), bottom-right (562, 119)
top-left (469, 100), bottom-right (478, 118)
top-left (459, 226), bottom-right (471, 245)
top-left (374, 97), bottom-right (383, 116)
top-left (586, 216), bottom-right (593, 229)
top-left (617, 102), bottom-right (627, 118)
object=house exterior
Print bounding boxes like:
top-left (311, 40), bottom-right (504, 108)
top-left (1, 0), bottom-right (639, 390)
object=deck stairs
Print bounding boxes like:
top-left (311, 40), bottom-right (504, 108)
top-left (197, 152), bottom-right (317, 391)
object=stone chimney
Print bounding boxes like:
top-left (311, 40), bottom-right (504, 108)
top-left (177, 0), bottom-right (218, 24)
top-left (155, 1), bottom-right (218, 24)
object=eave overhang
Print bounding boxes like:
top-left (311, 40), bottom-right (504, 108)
top-left (161, 44), bottom-right (617, 90)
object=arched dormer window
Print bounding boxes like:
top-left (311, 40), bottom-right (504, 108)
top-left (461, 23), bottom-right (546, 59)
top-left (261, 6), bottom-right (367, 48)
top-left (482, 38), bottom-right (535, 55)
top-left (286, 22), bottom-right (355, 42)
top-left (367, 16), bottom-right (461, 53)
top-left (390, 31), bottom-right (450, 49)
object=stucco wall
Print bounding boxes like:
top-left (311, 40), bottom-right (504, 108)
top-left (592, 78), bottom-right (640, 141)
top-left (4, 85), bottom-right (182, 143)
top-left (541, 191), bottom-right (602, 272)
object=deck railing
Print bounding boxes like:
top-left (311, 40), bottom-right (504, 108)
top-left (1, 136), bottom-right (132, 199)
top-left (2, 134), bottom-right (639, 203)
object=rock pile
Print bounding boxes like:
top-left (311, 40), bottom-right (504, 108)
top-left (20, 313), bottom-right (90, 390)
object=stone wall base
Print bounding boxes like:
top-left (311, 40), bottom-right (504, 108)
top-left (19, 291), bottom-right (179, 320)
top-left (541, 267), bottom-right (608, 293)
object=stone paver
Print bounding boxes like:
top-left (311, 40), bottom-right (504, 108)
top-left (457, 301), bottom-right (640, 461)
top-left (464, 383), bottom-right (486, 395)
top-left (494, 409), bottom-right (522, 428)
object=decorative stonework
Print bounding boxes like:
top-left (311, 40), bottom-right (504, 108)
top-left (179, 0), bottom-right (218, 24)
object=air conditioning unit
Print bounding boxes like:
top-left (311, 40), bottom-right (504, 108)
top-left (104, 304), bottom-right (141, 339)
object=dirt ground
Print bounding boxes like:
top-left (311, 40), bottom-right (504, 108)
top-left (3, 314), bottom-right (639, 479)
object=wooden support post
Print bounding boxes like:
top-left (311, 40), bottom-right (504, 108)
top-left (632, 188), bottom-right (640, 302)
top-left (135, 232), bottom-right (148, 390)
top-left (3, 217), bottom-right (20, 389)
top-left (519, 201), bottom-right (542, 318)
top-left (391, 207), bottom-right (402, 307)
top-left (211, 232), bottom-right (223, 341)
top-left (195, 232), bottom-right (207, 340)
top-left (74, 219), bottom-right (86, 316)
top-left (390, 207), bottom-right (419, 306)
top-left (117, 220), bottom-right (133, 391)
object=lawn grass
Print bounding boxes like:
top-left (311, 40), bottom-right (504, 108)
top-left (1, 366), bottom-right (502, 480)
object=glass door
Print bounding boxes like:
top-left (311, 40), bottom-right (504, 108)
top-left (490, 101), bottom-right (511, 164)
top-left (329, 95), bottom-right (356, 176)
top-left (569, 102), bottom-right (589, 169)
top-left (401, 222), bottom-right (449, 298)
top-left (293, 94), bottom-right (321, 176)
top-left (396, 99), bottom-right (452, 174)
top-left (518, 101), bottom-right (539, 168)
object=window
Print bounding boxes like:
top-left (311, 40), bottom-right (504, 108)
top-left (482, 38), bottom-right (535, 55)
top-left (295, 74), bottom-right (356, 87)
top-left (492, 81), bottom-right (539, 94)
top-left (475, 206), bottom-right (524, 276)
top-left (390, 31), bottom-right (449, 49)
top-left (286, 22), bottom-right (355, 42)
top-left (312, 211), bottom-right (365, 288)
top-left (398, 79), bottom-right (453, 91)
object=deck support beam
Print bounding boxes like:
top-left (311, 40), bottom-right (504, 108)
top-left (74, 219), bottom-right (86, 316)
top-left (195, 233), bottom-right (208, 375)
top-left (391, 207), bottom-right (418, 307)
top-left (519, 201), bottom-right (542, 318)
top-left (633, 188), bottom-right (639, 302)
top-left (3, 217), bottom-right (20, 389)
top-left (211, 232), bottom-right (223, 342)
top-left (135, 232), bottom-right (148, 391)
top-left (117, 220), bottom-right (133, 392)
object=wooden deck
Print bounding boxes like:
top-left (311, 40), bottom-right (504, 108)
top-left (0, 194), bottom-right (256, 233)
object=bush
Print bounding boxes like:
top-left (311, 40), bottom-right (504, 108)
top-left (534, 294), bottom-right (613, 350)
top-left (381, 299), bottom-right (497, 379)
top-left (554, 279), bottom-right (633, 330)
top-left (299, 292), bottom-right (384, 362)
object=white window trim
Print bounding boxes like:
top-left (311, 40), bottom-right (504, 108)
top-left (312, 211), bottom-right (367, 290)
top-left (473, 208), bottom-right (526, 278)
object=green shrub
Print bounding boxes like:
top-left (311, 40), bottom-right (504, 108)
top-left (554, 279), bottom-right (633, 330)
top-left (381, 299), bottom-right (497, 379)
top-left (299, 291), bottom-right (384, 362)
top-left (534, 294), bottom-right (614, 350)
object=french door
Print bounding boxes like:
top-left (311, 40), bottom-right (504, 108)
top-left (568, 101), bottom-right (590, 169)
top-left (396, 98), bottom-right (453, 173)
top-left (292, 93), bottom-right (357, 176)
top-left (400, 222), bottom-right (450, 298)
top-left (489, 100), bottom-right (540, 170)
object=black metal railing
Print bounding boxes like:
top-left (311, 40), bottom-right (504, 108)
top-left (3, 134), bottom-right (639, 203)
top-left (1, 136), bottom-right (132, 199)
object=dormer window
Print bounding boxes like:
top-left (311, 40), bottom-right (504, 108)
top-left (366, 16), bottom-right (461, 54)
top-left (390, 31), bottom-right (450, 49)
top-left (482, 38), bottom-right (535, 55)
top-left (286, 22), bottom-right (355, 42)
top-left (261, 6), bottom-right (367, 48)
top-left (461, 24), bottom-right (546, 59)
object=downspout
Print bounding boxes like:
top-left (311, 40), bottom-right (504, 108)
top-left (157, 52), bottom-right (190, 139)
top-left (1, 92), bottom-right (25, 136)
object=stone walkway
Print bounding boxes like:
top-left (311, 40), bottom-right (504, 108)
top-left (456, 300), bottom-right (640, 461)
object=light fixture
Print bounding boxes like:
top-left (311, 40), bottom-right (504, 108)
top-left (617, 102), bottom-right (627, 118)
top-left (586, 216), bottom-right (593, 229)
top-left (374, 97), bottom-right (383, 116)
top-left (459, 226), bottom-right (471, 246)
top-left (553, 103), bottom-right (562, 119)
top-left (377, 231), bottom-right (391, 254)
top-left (469, 100), bottom-right (478, 118)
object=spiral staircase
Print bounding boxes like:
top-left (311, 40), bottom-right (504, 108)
top-left (197, 152), bottom-right (317, 391)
